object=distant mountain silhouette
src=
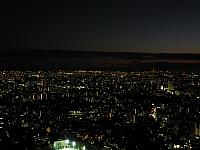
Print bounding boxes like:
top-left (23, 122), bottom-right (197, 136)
top-left (0, 48), bottom-right (200, 72)
top-left (1, 48), bottom-right (200, 59)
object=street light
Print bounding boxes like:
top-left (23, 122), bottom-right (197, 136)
top-left (65, 139), bottom-right (69, 145)
top-left (82, 145), bottom-right (86, 150)
top-left (72, 141), bottom-right (76, 149)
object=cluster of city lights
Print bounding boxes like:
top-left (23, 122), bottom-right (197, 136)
top-left (53, 139), bottom-right (86, 150)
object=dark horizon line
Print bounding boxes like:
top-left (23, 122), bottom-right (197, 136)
top-left (2, 47), bottom-right (200, 55)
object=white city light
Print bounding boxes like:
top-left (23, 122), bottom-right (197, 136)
top-left (65, 139), bottom-right (69, 144)
top-left (72, 141), bottom-right (76, 147)
top-left (83, 145), bottom-right (86, 150)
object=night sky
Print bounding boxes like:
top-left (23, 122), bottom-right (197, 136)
top-left (1, 1), bottom-right (200, 53)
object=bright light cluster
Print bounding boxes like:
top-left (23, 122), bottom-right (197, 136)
top-left (53, 139), bottom-right (86, 150)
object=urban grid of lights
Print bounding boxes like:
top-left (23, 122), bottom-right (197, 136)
top-left (53, 139), bottom-right (86, 150)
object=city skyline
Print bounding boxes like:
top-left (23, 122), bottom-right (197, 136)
top-left (1, 70), bottom-right (200, 149)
